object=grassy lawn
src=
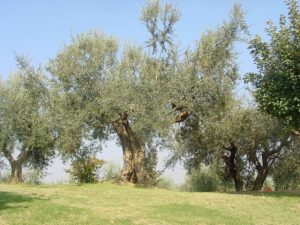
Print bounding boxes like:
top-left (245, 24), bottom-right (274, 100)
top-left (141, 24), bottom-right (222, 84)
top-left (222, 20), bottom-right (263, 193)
top-left (0, 183), bottom-right (299, 225)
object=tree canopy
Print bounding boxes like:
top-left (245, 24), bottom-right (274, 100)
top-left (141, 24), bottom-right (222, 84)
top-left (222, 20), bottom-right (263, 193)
top-left (0, 1), bottom-right (298, 191)
top-left (0, 57), bottom-right (56, 182)
top-left (246, 0), bottom-right (300, 135)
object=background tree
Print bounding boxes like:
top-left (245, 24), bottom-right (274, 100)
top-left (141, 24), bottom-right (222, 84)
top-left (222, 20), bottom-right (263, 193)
top-left (0, 57), bottom-right (56, 182)
top-left (245, 0), bottom-right (300, 135)
top-left (271, 142), bottom-right (300, 190)
top-left (165, 4), bottom-right (247, 188)
top-left (222, 109), bottom-right (294, 191)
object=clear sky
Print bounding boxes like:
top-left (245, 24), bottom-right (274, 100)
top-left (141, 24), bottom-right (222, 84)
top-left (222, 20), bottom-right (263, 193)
top-left (0, 0), bottom-right (295, 183)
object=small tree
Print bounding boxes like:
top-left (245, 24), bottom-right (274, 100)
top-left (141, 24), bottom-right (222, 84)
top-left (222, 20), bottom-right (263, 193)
top-left (0, 57), bottom-right (56, 183)
top-left (220, 109), bottom-right (295, 191)
top-left (66, 147), bottom-right (105, 183)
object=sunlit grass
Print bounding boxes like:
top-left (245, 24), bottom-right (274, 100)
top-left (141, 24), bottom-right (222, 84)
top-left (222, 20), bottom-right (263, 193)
top-left (0, 183), bottom-right (299, 225)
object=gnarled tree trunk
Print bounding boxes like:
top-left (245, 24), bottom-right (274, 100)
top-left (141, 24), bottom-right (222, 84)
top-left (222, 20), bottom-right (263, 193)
top-left (113, 113), bottom-right (148, 184)
top-left (3, 146), bottom-right (29, 183)
top-left (222, 142), bottom-right (244, 191)
top-left (250, 137), bottom-right (292, 191)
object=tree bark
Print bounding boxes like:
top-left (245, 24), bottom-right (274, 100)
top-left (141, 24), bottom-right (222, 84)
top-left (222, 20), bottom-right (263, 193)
top-left (10, 161), bottom-right (24, 183)
top-left (252, 152), bottom-right (269, 191)
top-left (222, 143), bottom-right (244, 191)
top-left (292, 130), bottom-right (300, 136)
top-left (113, 113), bottom-right (148, 184)
top-left (250, 137), bottom-right (291, 191)
top-left (3, 146), bottom-right (29, 183)
top-left (252, 167), bottom-right (268, 191)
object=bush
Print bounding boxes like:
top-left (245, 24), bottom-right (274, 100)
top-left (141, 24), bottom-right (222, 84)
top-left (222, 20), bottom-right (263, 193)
top-left (23, 168), bottom-right (45, 185)
top-left (66, 156), bottom-right (105, 183)
top-left (185, 166), bottom-right (219, 192)
top-left (102, 161), bottom-right (121, 180)
top-left (271, 151), bottom-right (300, 191)
top-left (157, 176), bottom-right (176, 190)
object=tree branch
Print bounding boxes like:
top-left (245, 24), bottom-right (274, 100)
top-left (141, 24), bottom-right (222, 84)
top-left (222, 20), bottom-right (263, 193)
top-left (291, 130), bottom-right (300, 136)
top-left (2, 144), bottom-right (15, 164)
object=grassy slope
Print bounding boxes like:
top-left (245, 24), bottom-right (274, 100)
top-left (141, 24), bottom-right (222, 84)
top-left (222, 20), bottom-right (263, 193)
top-left (0, 183), bottom-right (299, 225)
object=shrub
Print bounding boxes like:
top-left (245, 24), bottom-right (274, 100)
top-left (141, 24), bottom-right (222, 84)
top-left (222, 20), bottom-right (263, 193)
top-left (23, 168), bottom-right (45, 185)
top-left (66, 156), bottom-right (105, 183)
top-left (186, 166), bottom-right (219, 192)
top-left (157, 176), bottom-right (176, 190)
top-left (272, 152), bottom-right (300, 191)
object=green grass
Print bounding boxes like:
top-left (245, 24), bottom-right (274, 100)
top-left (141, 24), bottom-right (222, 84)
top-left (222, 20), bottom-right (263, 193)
top-left (0, 183), bottom-right (299, 225)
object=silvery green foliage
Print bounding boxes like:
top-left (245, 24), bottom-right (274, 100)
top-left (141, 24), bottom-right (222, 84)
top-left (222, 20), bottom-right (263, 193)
top-left (48, 2), bottom-right (248, 177)
top-left (141, 0), bottom-right (180, 57)
top-left (0, 56), bottom-right (56, 169)
top-left (165, 4), bottom-right (248, 168)
top-left (48, 31), bottom-right (174, 155)
top-left (48, 32), bottom-right (118, 156)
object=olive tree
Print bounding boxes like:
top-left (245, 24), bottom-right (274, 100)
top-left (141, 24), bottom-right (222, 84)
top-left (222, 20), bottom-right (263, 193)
top-left (222, 109), bottom-right (295, 191)
top-left (48, 1), bottom-right (247, 185)
top-left (165, 3), bottom-right (247, 176)
top-left (0, 57), bottom-right (56, 182)
top-left (174, 102), bottom-right (296, 191)
top-left (48, 32), bottom-right (167, 184)
top-left (48, 0), bottom-right (183, 184)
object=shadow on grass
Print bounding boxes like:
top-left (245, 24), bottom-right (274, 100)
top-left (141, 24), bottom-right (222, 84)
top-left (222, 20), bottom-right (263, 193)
top-left (227, 190), bottom-right (300, 198)
top-left (0, 191), bottom-right (42, 211)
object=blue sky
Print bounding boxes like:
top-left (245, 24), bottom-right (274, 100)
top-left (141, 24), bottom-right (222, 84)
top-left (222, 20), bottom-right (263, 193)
top-left (0, 0), bottom-right (295, 183)
top-left (0, 0), bottom-right (291, 77)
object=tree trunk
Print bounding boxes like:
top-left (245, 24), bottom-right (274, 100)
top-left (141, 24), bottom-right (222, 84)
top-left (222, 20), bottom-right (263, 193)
top-left (252, 168), bottom-right (268, 191)
top-left (113, 113), bottom-right (148, 184)
top-left (251, 151), bottom-right (270, 191)
top-left (3, 146), bottom-right (29, 183)
top-left (222, 143), bottom-right (244, 192)
top-left (10, 161), bottom-right (24, 183)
